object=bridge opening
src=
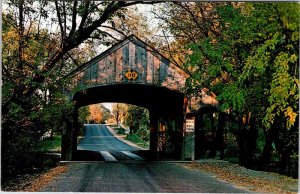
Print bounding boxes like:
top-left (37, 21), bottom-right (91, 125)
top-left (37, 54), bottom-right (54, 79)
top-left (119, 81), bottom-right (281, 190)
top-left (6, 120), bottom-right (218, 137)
top-left (75, 102), bottom-right (151, 161)
top-left (67, 84), bottom-right (185, 161)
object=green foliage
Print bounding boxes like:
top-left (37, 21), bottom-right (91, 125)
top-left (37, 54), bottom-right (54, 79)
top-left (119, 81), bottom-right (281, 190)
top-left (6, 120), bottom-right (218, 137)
top-left (125, 105), bottom-right (149, 134)
top-left (78, 106), bottom-right (90, 124)
top-left (115, 127), bottom-right (126, 134)
top-left (126, 134), bottom-right (149, 149)
top-left (183, 2), bottom-right (299, 176)
top-left (264, 53), bottom-right (298, 129)
top-left (187, 2), bottom-right (299, 125)
top-left (124, 105), bottom-right (149, 148)
top-left (2, 10), bottom-right (73, 177)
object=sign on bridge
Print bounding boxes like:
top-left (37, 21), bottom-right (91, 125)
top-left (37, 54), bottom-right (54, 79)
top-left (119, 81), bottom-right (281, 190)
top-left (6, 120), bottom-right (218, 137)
top-left (124, 68), bottom-right (139, 81)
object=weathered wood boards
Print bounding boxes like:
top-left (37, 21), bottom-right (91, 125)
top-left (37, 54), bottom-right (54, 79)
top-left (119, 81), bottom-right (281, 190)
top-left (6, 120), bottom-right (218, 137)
top-left (70, 35), bottom-right (188, 92)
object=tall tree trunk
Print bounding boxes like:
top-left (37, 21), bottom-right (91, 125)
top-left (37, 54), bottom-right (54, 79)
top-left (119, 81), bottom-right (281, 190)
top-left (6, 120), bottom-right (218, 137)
top-left (238, 113), bottom-right (257, 168)
top-left (209, 112), bottom-right (216, 157)
top-left (260, 125), bottom-right (277, 167)
top-left (216, 112), bottom-right (225, 159)
top-left (237, 116), bottom-right (246, 166)
top-left (194, 113), bottom-right (201, 159)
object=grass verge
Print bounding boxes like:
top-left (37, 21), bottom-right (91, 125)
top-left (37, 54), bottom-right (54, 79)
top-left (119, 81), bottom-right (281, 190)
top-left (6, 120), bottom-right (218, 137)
top-left (35, 135), bottom-right (61, 153)
top-left (125, 134), bottom-right (149, 149)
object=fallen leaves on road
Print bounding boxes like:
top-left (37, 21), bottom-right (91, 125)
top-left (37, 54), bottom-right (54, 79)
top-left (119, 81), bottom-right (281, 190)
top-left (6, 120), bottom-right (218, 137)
top-left (187, 162), bottom-right (298, 194)
top-left (21, 165), bottom-right (68, 192)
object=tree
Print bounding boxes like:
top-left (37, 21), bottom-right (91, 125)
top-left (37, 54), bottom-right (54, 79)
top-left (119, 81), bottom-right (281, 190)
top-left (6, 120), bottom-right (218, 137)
top-left (154, 2), bottom-right (298, 175)
top-left (99, 104), bottom-right (112, 123)
top-left (153, 2), bottom-right (224, 71)
top-left (183, 2), bottom-right (299, 174)
top-left (78, 106), bottom-right (90, 124)
top-left (87, 104), bottom-right (103, 124)
top-left (125, 105), bottom-right (149, 135)
top-left (112, 103), bottom-right (128, 126)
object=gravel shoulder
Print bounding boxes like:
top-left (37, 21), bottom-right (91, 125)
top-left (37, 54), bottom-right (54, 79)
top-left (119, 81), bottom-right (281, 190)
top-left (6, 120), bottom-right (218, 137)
top-left (185, 160), bottom-right (298, 194)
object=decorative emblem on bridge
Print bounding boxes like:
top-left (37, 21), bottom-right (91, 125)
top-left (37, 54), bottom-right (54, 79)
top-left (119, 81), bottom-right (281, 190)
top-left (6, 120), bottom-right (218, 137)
top-left (124, 68), bottom-right (138, 81)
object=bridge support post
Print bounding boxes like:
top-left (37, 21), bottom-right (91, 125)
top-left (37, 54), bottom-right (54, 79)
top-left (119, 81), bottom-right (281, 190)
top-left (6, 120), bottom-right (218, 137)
top-left (61, 106), bottom-right (78, 161)
top-left (149, 111), bottom-right (158, 156)
top-left (61, 113), bottom-right (74, 161)
top-left (72, 107), bottom-right (79, 159)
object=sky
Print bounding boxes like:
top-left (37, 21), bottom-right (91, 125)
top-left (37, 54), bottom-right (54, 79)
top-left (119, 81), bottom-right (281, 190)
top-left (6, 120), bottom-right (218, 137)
top-left (102, 103), bottom-right (112, 112)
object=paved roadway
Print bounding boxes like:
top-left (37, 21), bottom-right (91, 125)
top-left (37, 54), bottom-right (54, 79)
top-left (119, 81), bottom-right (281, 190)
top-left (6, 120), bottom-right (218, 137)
top-left (42, 162), bottom-right (248, 192)
top-left (42, 124), bottom-right (248, 192)
top-left (77, 124), bottom-right (136, 152)
top-left (77, 124), bottom-right (141, 161)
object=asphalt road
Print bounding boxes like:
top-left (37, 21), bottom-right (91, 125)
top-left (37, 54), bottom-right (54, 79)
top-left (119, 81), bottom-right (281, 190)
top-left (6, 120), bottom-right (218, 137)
top-left (42, 162), bottom-right (248, 193)
top-left (77, 124), bottom-right (137, 152)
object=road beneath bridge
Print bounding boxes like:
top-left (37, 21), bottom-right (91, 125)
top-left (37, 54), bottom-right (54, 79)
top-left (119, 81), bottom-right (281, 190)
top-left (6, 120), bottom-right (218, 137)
top-left (42, 162), bottom-right (249, 193)
top-left (41, 124), bottom-right (248, 193)
top-left (76, 124), bottom-right (143, 162)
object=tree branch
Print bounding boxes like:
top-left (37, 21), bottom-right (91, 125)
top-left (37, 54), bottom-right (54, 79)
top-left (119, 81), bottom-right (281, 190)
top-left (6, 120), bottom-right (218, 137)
top-left (90, 29), bottom-right (121, 42)
top-left (101, 25), bottom-right (128, 38)
top-left (55, 1), bottom-right (64, 46)
top-left (79, 1), bottom-right (90, 30)
top-left (69, 1), bottom-right (78, 39)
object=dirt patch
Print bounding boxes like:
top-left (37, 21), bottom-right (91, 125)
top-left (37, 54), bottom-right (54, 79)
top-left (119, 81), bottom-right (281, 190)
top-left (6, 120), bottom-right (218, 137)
top-left (187, 162), bottom-right (298, 194)
top-left (22, 165), bottom-right (68, 192)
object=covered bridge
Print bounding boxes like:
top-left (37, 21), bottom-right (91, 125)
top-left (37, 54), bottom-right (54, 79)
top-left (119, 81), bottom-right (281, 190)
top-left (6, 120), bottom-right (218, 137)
top-left (62, 35), bottom-right (218, 160)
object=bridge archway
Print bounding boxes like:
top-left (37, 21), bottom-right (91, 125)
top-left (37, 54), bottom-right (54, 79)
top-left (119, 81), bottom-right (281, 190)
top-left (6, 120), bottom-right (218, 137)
top-left (72, 84), bottom-right (185, 159)
top-left (62, 35), bottom-right (205, 161)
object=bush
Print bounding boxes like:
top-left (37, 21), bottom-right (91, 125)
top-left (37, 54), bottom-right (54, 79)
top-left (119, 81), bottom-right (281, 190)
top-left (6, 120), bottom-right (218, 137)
top-left (115, 128), bottom-right (126, 134)
top-left (224, 133), bottom-right (239, 158)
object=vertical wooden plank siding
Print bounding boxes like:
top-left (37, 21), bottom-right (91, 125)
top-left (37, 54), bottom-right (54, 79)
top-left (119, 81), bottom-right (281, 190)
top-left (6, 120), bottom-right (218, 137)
top-left (159, 61), bottom-right (167, 83)
top-left (70, 37), bottom-right (188, 93)
top-left (84, 68), bottom-right (89, 85)
top-left (135, 45), bottom-right (142, 83)
top-left (153, 55), bottom-right (160, 85)
top-left (113, 51), bottom-right (117, 83)
top-left (115, 46), bottom-right (123, 83)
top-left (107, 54), bottom-right (115, 84)
top-left (141, 46), bottom-right (147, 83)
top-left (104, 57), bottom-right (109, 84)
top-left (98, 58), bottom-right (106, 84)
top-left (146, 52), bottom-right (154, 84)
top-left (91, 63), bottom-right (98, 85)
top-left (122, 43), bottom-right (130, 83)
top-left (129, 42), bottom-right (135, 69)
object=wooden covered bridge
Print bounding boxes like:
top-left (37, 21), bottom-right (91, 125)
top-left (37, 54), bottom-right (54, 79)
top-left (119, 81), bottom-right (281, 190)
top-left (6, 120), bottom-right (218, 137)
top-left (62, 35), bottom-right (219, 161)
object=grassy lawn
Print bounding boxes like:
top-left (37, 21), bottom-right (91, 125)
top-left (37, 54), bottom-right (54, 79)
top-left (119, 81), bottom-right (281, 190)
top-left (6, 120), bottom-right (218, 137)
top-left (35, 135), bottom-right (61, 153)
top-left (125, 134), bottom-right (149, 149)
